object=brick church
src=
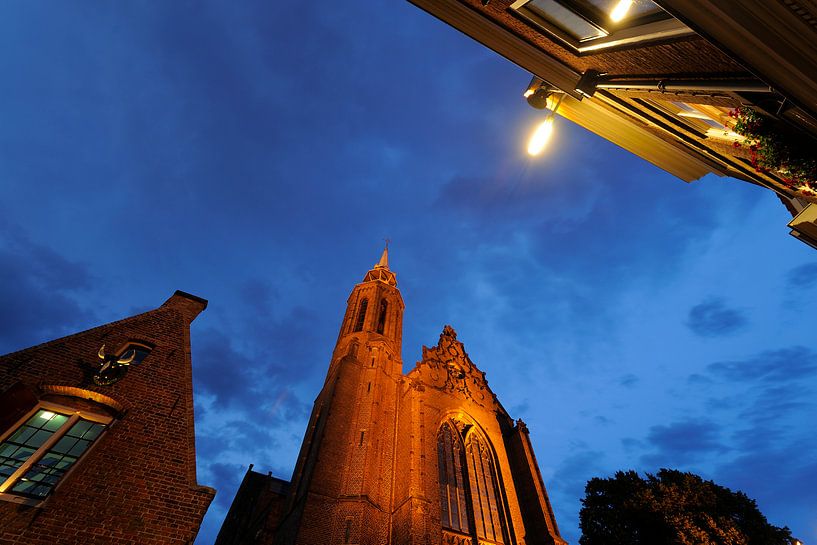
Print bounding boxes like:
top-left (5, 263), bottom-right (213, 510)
top-left (217, 250), bottom-right (567, 545)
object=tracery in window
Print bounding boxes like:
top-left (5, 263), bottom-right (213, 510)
top-left (376, 300), bottom-right (388, 334)
top-left (353, 299), bottom-right (368, 332)
top-left (0, 405), bottom-right (109, 500)
top-left (438, 422), bottom-right (508, 543)
top-left (437, 422), bottom-right (469, 533)
top-left (466, 433), bottom-right (506, 543)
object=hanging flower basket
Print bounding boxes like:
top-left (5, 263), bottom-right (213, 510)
top-left (729, 107), bottom-right (817, 200)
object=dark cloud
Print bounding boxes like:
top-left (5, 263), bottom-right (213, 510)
top-left (510, 399), bottom-right (530, 417)
top-left (192, 327), bottom-right (310, 423)
top-left (207, 462), bottom-right (248, 510)
top-left (641, 419), bottom-right (727, 467)
top-left (707, 347), bottom-right (817, 384)
top-left (786, 262), bottom-right (817, 289)
top-left (239, 278), bottom-right (278, 317)
top-left (621, 437), bottom-right (644, 452)
top-left (714, 450), bottom-right (817, 531)
top-left (686, 298), bottom-right (747, 337)
top-left (687, 373), bottom-right (712, 385)
top-left (551, 447), bottom-right (608, 502)
top-left (619, 374), bottom-right (639, 387)
top-left (549, 447), bottom-right (609, 545)
top-left (737, 384), bottom-right (812, 425)
top-left (0, 223), bottom-right (95, 353)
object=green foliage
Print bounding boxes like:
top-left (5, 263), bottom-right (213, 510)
top-left (579, 469), bottom-right (793, 545)
top-left (730, 107), bottom-right (817, 197)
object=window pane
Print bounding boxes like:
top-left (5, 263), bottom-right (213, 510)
top-left (7, 427), bottom-right (36, 445)
top-left (82, 423), bottom-right (105, 441)
top-left (51, 436), bottom-right (78, 455)
top-left (7, 418), bottom-right (104, 499)
top-left (67, 439), bottom-right (91, 457)
top-left (131, 348), bottom-right (150, 365)
top-left (0, 410), bottom-right (71, 484)
top-left (43, 414), bottom-right (69, 432)
top-left (25, 430), bottom-right (53, 449)
top-left (66, 420), bottom-right (93, 438)
top-left (526, 0), bottom-right (607, 41)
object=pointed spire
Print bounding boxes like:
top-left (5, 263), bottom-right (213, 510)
top-left (363, 241), bottom-right (397, 286)
top-left (376, 243), bottom-right (389, 269)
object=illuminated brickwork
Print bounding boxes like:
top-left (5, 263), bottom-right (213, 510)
top-left (0, 291), bottom-right (214, 545)
top-left (228, 251), bottom-right (566, 545)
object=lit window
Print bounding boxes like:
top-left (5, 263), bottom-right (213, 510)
top-left (0, 407), bottom-right (109, 500)
top-left (511, 0), bottom-right (692, 53)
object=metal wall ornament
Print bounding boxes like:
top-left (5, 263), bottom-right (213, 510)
top-left (92, 345), bottom-right (140, 386)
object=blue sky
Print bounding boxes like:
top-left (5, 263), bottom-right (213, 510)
top-left (1, 2), bottom-right (815, 544)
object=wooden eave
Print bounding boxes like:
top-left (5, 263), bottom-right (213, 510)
top-left (654, 0), bottom-right (817, 119)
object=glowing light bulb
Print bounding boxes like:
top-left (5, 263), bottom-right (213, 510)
top-left (527, 117), bottom-right (554, 156)
top-left (610, 0), bottom-right (634, 22)
top-left (40, 411), bottom-right (55, 420)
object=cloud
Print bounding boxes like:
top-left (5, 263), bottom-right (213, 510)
top-left (640, 419), bottom-right (727, 467)
top-left (206, 462), bottom-right (248, 510)
top-left (0, 222), bottom-right (95, 353)
top-left (192, 327), bottom-right (310, 422)
top-left (619, 374), bottom-right (639, 387)
top-left (706, 347), bottom-right (817, 384)
top-left (786, 262), bottom-right (817, 289)
top-left (549, 447), bottom-right (609, 545)
top-left (686, 298), bottom-right (747, 337)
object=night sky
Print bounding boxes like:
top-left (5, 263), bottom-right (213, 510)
top-left (1, 2), bottom-right (815, 544)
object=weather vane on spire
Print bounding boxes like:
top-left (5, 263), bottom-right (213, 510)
top-left (384, 237), bottom-right (390, 250)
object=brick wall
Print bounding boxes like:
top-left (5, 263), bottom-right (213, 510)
top-left (0, 291), bottom-right (215, 545)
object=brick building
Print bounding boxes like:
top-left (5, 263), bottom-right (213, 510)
top-left (219, 250), bottom-right (566, 545)
top-left (0, 291), bottom-right (214, 544)
top-left (408, 0), bottom-right (817, 249)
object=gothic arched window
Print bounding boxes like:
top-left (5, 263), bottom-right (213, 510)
top-left (353, 299), bottom-right (368, 332)
top-left (376, 300), bottom-right (388, 334)
top-left (437, 423), bottom-right (469, 533)
top-left (437, 423), bottom-right (507, 543)
top-left (465, 433), bottom-right (506, 543)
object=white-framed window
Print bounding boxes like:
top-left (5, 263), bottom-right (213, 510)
top-left (510, 0), bottom-right (693, 53)
top-left (0, 403), bottom-right (111, 501)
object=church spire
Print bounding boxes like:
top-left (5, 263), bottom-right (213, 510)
top-left (363, 243), bottom-right (397, 286)
top-left (376, 244), bottom-right (389, 269)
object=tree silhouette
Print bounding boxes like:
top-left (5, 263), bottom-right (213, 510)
top-left (579, 469), bottom-right (793, 545)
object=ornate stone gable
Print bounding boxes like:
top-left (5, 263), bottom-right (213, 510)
top-left (410, 325), bottom-right (494, 408)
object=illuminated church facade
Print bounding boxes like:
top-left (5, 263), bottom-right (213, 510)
top-left (218, 250), bottom-right (567, 545)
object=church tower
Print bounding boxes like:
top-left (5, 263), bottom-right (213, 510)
top-left (274, 247), bottom-right (404, 545)
top-left (229, 248), bottom-right (567, 545)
